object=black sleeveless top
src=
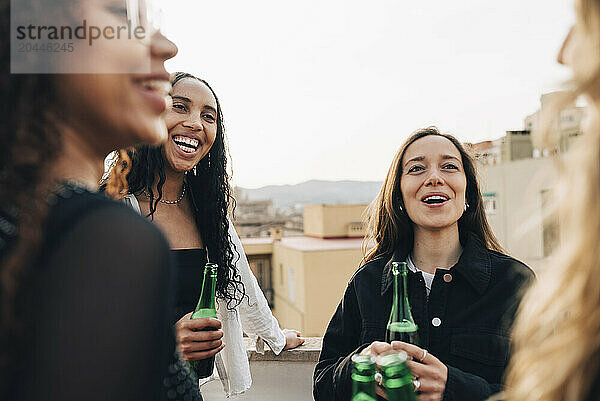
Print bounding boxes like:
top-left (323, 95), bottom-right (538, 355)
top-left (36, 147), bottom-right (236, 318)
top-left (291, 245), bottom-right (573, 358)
top-left (170, 248), bottom-right (208, 323)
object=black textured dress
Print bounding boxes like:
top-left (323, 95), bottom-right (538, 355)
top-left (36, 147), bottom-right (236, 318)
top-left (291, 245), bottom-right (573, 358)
top-left (9, 185), bottom-right (175, 400)
top-left (4, 184), bottom-right (203, 401)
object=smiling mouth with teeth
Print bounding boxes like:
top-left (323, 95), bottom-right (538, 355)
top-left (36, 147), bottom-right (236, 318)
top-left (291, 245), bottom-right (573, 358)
top-left (172, 135), bottom-right (200, 153)
top-left (422, 195), bottom-right (450, 205)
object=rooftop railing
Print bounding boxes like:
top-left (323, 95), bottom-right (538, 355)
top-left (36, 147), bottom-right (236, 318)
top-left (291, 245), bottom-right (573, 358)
top-left (201, 337), bottom-right (322, 400)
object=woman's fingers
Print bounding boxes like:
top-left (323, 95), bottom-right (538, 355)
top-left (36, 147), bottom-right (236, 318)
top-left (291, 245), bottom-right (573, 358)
top-left (358, 341), bottom-right (445, 400)
top-left (179, 316), bottom-right (222, 331)
top-left (410, 374), bottom-right (445, 394)
top-left (390, 341), bottom-right (425, 360)
top-left (181, 343), bottom-right (226, 361)
top-left (391, 341), bottom-right (441, 366)
top-left (180, 339), bottom-right (223, 353)
top-left (406, 360), bottom-right (432, 377)
top-left (407, 360), bottom-right (447, 383)
top-left (283, 330), bottom-right (306, 350)
top-left (361, 341), bottom-right (393, 356)
top-left (175, 313), bottom-right (225, 361)
top-left (375, 385), bottom-right (389, 400)
top-left (177, 328), bottom-right (224, 343)
top-left (417, 393), bottom-right (443, 401)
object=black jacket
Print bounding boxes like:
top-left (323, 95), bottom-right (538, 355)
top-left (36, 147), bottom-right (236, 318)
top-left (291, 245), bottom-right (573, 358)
top-left (313, 233), bottom-right (534, 401)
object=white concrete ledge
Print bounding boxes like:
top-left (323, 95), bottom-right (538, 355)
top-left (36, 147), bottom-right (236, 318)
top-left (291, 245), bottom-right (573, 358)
top-left (246, 337), bottom-right (322, 362)
top-left (202, 337), bottom-right (322, 400)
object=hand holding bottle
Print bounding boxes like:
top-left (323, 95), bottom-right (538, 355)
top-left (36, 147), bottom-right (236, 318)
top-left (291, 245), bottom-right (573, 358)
top-left (175, 313), bottom-right (225, 361)
top-left (360, 343), bottom-right (417, 401)
top-left (186, 262), bottom-right (220, 379)
top-left (350, 354), bottom-right (378, 401)
top-left (391, 341), bottom-right (448, 401)
top-left (360, 341), bottom-right (394, 400)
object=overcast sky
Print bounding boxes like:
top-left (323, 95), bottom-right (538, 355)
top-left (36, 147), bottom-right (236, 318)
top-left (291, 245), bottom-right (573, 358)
top-left (158, 0), bottom-right (574, 188)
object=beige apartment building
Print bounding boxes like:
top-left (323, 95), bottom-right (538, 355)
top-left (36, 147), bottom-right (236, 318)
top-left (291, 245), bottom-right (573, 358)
top-left (239, 158), bottom-right (558, 338)
top-left (241, 204), bottom-right (367, 337)
top-left (470, 91), bottom-right (585, 165)
top-left (475, 91), bottom-right (585, 271)
top-left (524, 91), bottom-right (585, 154)
top-left (478, 157), bottom-right (558, 271)
top-left (235, 92), bottom-right (585, 337)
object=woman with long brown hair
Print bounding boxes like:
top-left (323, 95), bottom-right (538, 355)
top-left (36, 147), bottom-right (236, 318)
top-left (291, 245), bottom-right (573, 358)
top-left (502, 1), bottom-right (600, 400)
top-left (0, 0), bottom-right (180, 399)
top-left (313, 127), bottom-right (534, 401)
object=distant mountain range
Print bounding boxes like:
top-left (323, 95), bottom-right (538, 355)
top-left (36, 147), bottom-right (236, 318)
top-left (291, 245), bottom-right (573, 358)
top-left (236, 180), bottom-right (383, 209)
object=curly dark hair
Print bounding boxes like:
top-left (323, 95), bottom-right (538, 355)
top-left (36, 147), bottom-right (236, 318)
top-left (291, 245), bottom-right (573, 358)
top-left (0, 0), bottom-right (65, 394)
top-left (112, 72), bottom-right (246, 309)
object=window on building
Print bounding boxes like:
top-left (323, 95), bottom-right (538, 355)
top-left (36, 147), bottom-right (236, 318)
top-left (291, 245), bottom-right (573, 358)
top-left (256, 261), bottom-right (264, 282)
top-left (541, 190), bottom-right (560, 257)
top-left (279, 263), bottom-right (283, 286)
top-left (483, 192), bottom-right (497, 214)
top-left (248, 256), bottom-right (274, 307)
top-left (287, 267), bottom-right (295, 303)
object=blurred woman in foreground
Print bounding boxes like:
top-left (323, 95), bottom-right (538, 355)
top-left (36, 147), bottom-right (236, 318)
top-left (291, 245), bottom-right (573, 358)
top-left (0, 0), bottom-right (178, 399)
top-left (503, 1), bottom-right (600, 400)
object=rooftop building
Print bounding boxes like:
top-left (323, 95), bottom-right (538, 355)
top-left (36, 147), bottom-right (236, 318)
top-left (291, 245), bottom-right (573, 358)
top-left (232, 187), bottom-right (303, 238)
top-left (242, 204), bottom-right (367, 337)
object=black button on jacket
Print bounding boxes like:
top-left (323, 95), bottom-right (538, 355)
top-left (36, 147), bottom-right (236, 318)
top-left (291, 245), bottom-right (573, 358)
top-left (313, 233), bottom-right (534, 401)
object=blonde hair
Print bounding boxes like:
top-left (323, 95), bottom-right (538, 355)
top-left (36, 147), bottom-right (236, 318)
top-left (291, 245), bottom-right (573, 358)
top-left (502, 1), bottom-right (600, 400)
top-left (102, 149), bottom-right (132, 200)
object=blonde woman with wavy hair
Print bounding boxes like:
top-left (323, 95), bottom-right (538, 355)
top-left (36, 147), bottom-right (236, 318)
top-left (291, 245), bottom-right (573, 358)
top-left (502, 1), bottom-right (600, 400)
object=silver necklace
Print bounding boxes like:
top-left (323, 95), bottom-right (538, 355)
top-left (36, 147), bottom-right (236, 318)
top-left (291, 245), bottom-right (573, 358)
top-left (145, 184), bottom-right (186, 205)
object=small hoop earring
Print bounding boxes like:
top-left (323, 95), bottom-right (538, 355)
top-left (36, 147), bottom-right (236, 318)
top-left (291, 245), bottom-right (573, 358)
top-left (399, 204), bottom-right (404, 212)
top-left (464, 202), bottom-right (469, 211)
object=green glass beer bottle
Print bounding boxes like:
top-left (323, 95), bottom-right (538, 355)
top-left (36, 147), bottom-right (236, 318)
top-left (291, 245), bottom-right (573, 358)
top-left (385, 262), bottom-right (419, 344)
top-left (378, 352), bottom-right (417, 401)
top-left (189, 262), bottom-right (218, 379)
top-left (351, 354), bottom-right (378, 401)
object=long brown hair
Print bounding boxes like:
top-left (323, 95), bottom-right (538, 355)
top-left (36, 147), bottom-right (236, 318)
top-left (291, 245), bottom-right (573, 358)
top-left (0, 0), bottom-right (65, 394)
top-left (363, 126), bottom-right (503, 263)
top-left (502, 0), bottom-right (600, 399)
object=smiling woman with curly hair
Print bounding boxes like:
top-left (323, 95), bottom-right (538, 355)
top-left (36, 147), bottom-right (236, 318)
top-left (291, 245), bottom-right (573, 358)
top-left (105, 72), bottom-right (304, 397)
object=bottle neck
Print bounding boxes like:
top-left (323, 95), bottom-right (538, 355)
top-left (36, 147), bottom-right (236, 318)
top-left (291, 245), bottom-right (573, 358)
top-left (351, 355), bottom-right (377, 399)
top-left (382, 365), bottom-right (414, 389)
top-left (352, 377), bottom-right (376, 399)
top-left (401, 270), bottom-right (410, 315)
top-left (192, 267), bottom-right (217, 319)
top-left (391, 270), bottom-right (412, 320)
top-left (379, 353), bottom-right (416, 400)
top-left (388, 263), bottom-right (417, 332)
